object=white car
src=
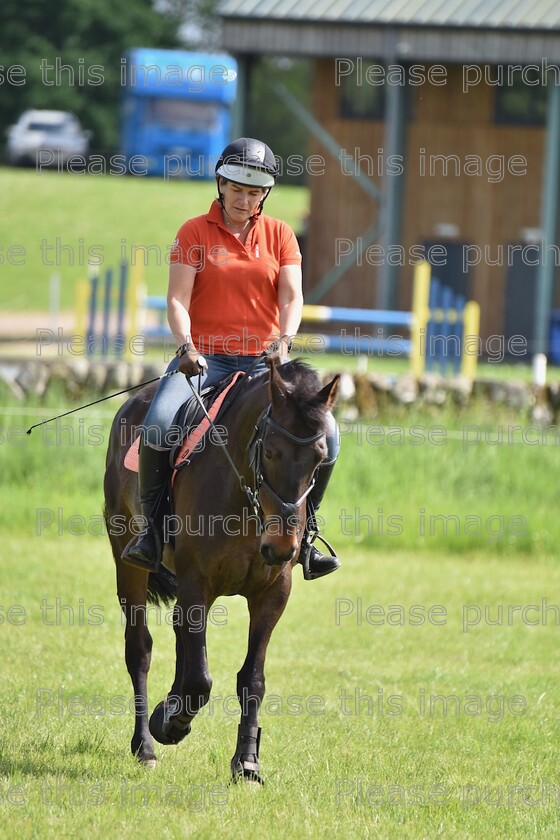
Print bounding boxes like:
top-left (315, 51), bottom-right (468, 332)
top-left (6, 109), bottom-right (91, 166)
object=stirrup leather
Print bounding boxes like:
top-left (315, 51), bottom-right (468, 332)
top-left (301, 531), bottom-right (338, 581)
top-left (301, 501), bottom-right (338, 580)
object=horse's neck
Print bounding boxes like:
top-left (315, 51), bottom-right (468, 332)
top-left (228, 378), bottom-right (270, 459)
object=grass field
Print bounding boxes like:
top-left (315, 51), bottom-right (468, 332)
top-left (4, 164), bottom-right (560, 383)
top-left (2, 542), bottom-right (560, 838)
top-left (0, 167), bottom-right (309, 311)
top-left (3, 389), bottom-right (560, 556)
top-left (2, 166), bottom-right (560, 836)
top-left (1, 393), bottom-right (560, 837)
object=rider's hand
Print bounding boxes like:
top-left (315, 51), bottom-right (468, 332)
top-left (177, 343), bottom-right (207, 377)
top-left (267, 335), bottom-right (293, 361)
top-left (278, 335), bottom-right (293, 360)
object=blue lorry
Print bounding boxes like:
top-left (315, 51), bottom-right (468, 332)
top-left (121, 48), bottom-right (238, 178)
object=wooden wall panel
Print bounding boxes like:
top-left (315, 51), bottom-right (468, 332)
top-left (307, 59), bottom-right (546, 341)
top-left (306, 59), bottom-right (384, 308)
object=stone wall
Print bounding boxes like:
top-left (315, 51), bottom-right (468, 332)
top-left (2, 357), bottom-right (557, 425)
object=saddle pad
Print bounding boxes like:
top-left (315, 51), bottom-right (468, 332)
top-left (123, 371), bottom-right (245, 474)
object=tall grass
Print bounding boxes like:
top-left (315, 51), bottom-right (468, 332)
top-left (322, 412), bottom-right (559, 557)
top-left (2, 393), bottom-right (558, 557)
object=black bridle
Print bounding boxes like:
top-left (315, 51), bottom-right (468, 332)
top-left (247, 406), bottom-right (324, 522)
top-left (181, 364), bottom-right (325, 525)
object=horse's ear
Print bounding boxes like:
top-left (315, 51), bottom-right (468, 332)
top-left (315, 375), bottom-right (340, 411)
top-left (266, 355), bottom-right (290, 406)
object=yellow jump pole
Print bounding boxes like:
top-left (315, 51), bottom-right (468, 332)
top-left (410, 260), bottom-right (431, 378)
top-left (301, 304), bottom-right (332, 322)
top-left (461, 301), bottom-right (481, 380)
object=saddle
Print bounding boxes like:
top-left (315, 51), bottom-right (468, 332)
top-left (169, 370), bottom-right (245, 479)
top-left (124, 370), bottom-right (245, 477)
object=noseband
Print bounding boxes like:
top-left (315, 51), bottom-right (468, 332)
top-left (248, 406), bottom-right (324, 522)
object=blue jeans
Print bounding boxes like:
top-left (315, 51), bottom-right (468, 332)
top-left (142, 353), bottom-right (339, 462)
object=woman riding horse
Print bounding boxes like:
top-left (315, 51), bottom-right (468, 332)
top-left (123, 137), bottom-right (340, 580)
top-left (105, 354), bottom-right (339, 774)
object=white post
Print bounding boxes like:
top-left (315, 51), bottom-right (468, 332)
top-left (49, 272), bottom-right (61, 332)
top-left (532, 352), bottom-right (547, 387)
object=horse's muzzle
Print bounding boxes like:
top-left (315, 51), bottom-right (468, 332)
top-left (260, 543), bottom-right (297, 566)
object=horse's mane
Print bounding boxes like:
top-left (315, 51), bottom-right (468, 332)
top-left (276, 359), bottom-right (329, 430)
top-left (277, 358), bottom-right (321, 396)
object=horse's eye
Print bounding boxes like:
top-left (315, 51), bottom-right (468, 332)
top-left (264, 448), bottom-right (273, 460)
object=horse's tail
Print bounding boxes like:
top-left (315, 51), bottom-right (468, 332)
top-left (147, 566), bottom-right (177, 606)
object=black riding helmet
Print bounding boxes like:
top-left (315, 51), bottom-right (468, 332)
top-left (216, 137), bottom-right (278, 186)
top-left (215, 137), bottom-right (279, 215)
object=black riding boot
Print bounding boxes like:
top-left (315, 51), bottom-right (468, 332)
top-left (122, 441), bottom-right (171, 572)
top-left (299, 460), bottom-right (340, 580)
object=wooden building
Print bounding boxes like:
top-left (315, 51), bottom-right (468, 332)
top-left (219, 1), bottom-right (560, 353)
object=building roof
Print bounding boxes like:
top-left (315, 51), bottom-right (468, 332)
top-left (219, 0), bottom-right (560, 31)
top-left (219, 0), bottom-right (560, 60)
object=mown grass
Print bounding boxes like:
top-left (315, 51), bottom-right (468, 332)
top-left (0, 166), bottom-right (309, 311)
top-left (3, 164), bottom-right (560, 383)
top-left (1, 540), bottom-right (560, 837)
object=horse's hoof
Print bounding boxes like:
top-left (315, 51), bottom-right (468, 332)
top-left (139, 756), bottom-right (158, 769)
top-left (149, 700), bottom-right (191, 745)
top-left (231, 772), bottom-right (264, 787)
top-left (231, 766), bottom-right (264, 787)
top-left (131, 738), bottom-right (157, 766)
top-left (244, 779), bottom-right (262, 790)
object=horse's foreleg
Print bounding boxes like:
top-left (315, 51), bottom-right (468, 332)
top-left (150, 584), bottom-right (212, 745)
top-left (149, 604), bottom-right (188, 743)
top-left (232, 573), bottom-right (292, 784)
top-left (116, 563), bottom-right (157, 766)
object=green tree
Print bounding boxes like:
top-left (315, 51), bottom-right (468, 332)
top-left (247, 57), bottom-right (312, 186)
top-left (0, 0), bottom-right (312, 170)
top-left (159, 0), bottom-right (223, 50)
top-left (0, 0), bottom-right (181, 152)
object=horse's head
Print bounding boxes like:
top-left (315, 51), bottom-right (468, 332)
top-left (255, 358), bottom-right (339, 566)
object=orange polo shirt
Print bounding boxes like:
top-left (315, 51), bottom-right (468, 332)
top-left (169, 200), bottom-right (302, 356)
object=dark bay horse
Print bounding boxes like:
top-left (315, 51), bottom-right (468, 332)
top-left (104, 357), bottom-right (339, 780)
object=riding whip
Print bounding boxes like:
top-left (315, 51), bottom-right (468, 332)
top-left (25, 369), bottom-right (182, 435)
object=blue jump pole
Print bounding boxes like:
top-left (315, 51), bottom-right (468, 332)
top-left (116, 263), bottom-right (127, 357)
top-left (453, 293), bottom-right (466, 375)
top-left (86, 274), bottom-right (98, 357)
top-left (439, 286), bottom-right (454, 375)
top-left (425, 277), bottom-right (441, 372)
